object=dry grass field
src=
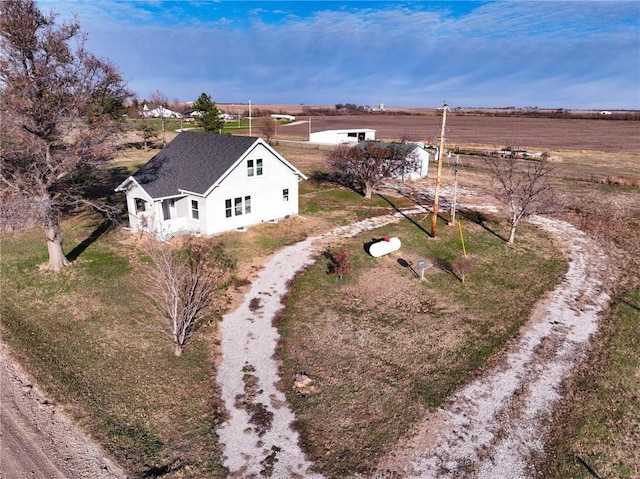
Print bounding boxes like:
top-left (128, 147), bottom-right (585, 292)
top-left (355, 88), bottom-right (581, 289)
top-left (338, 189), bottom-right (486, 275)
top-left (1, 111), bottom-right (637, 478)
top-left (90, 115), bottom-right (640, 478)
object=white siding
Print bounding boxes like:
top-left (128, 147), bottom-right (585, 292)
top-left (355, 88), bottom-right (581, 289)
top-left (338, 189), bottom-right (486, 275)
top-left (121, 140), bottom-right (304, 239)
top-left (202, 143), bottom-right (301, 235)
top-left (123, 182), bottom-right (157, 235)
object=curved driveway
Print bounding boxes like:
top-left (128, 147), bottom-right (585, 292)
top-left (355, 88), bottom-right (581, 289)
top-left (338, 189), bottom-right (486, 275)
top-left (215, 210), bottom-right (612, 478)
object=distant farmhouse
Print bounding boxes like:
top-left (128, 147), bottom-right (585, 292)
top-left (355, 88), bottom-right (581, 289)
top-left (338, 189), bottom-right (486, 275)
top-left (141, 104), bottom-right (183, 119)
top-left (190, 110), bottom-right (237, 122)
top-left (309, 128), bottom-right (376, 145)
top-left (115, 132), bottom-right (307, 240)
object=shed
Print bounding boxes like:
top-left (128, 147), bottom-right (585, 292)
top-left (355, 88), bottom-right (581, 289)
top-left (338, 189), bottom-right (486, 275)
top-left (309, 129), bottom-right (376, 145)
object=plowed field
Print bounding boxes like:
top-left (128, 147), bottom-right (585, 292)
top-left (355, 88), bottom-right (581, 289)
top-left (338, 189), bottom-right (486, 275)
top-left (279, 113), bottom-right (640, 153)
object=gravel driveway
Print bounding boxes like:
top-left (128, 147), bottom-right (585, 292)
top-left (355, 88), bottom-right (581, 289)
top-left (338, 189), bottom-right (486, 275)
top-left (0, 206), bottom-right (613, 479)
top-left (215, 209), bottom-right (613, 478)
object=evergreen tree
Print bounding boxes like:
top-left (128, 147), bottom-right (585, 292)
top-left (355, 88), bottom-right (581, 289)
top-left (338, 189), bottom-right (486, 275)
top-left (192, 92), bottom-right (224, 133)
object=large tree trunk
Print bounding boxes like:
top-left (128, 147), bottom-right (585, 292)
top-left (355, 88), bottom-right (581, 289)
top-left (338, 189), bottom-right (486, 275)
top-left (364, 182), bottom-right (373, 199)
top-left (44, 221), bottom-right (70, 272)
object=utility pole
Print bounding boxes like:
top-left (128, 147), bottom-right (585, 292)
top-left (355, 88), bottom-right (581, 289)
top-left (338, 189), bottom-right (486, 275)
top-left (449, 153), bottom-right (459, 226)
top-left (431, 102), bottom-right (448, 237)
top-left (249, 99), bottom-right (252, 136)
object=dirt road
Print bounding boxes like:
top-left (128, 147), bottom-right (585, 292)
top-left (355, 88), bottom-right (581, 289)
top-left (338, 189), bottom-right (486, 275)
top-left (0, 347), bottom-right (126, 479)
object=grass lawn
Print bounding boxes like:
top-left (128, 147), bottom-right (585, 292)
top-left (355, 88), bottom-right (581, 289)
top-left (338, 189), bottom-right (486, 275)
top-left (540, 287), bottom-right (640, 479)
top-left (2, 136), bottom-right (637, 478)
top-left (276, 212), bottom-right (567, 477)
top-left (0, 214), bottom-right (227, 478)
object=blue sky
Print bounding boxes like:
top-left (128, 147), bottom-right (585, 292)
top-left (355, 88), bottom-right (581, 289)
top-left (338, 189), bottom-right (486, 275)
top-left (41, 1), bottom-right (640, 109)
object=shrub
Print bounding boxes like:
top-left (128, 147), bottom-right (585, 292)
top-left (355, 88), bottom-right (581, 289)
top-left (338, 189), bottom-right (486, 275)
top-left (326, 246), bottom-right (352, 280)
top-left (451, 255), bottom-right (475, 283)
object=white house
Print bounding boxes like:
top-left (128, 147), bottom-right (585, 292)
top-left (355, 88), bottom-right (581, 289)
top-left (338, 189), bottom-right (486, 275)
top-left (190, 111), bottom-right (235, 122)
top-left (141, 104), bottom-right (183, 119)
top-left (115, 132), bottom-right (307, 240)
top-left (309, 129), bottom-right (376, 145)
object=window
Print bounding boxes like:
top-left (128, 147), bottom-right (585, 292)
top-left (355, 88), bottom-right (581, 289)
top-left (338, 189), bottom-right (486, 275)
top-left (248, 159), bottom-right (263, 176)
top-left (282, 188), bottom-right (289, 202)
top-left (225, 196), bottom-right (252, 218)
top-left (225, 199), bottom-right (232, 218)
top-left (347, 132), bottom-right (357, 138)
top-left (191, 199), bottom-right (199, 220)
top-left (134, 198), bottom-right (146, 214)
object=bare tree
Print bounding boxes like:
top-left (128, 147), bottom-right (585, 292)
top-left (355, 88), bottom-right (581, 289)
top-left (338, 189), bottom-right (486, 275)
top-left (328, 141), bottom-right (418, 199)
top-left (325, 245), bottom-right (352, 280)
top-left (0, 0), bottom-right (131, 271)
top-left (140, 237), bottom-right (234, 356)
top-left (169, 97), bottom-right (187, 131)
top-left (149, 89), bottom-right (169, 147)
top-left (259, 118), bottom-right (276, 143)
top-left (483, 154), bottom-right (557, 243)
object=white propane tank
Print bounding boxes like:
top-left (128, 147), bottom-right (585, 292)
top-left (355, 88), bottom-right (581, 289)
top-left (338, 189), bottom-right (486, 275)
top-left (369, 237), bottom-right (401, 257)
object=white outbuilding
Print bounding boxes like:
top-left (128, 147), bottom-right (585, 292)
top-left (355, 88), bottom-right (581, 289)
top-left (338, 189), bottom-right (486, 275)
top-left (309, 129), bottom-right (376, 145)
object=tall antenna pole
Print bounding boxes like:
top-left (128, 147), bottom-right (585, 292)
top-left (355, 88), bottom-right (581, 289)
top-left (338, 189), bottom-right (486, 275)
top-left (431, 102), bottom-right (448, 237)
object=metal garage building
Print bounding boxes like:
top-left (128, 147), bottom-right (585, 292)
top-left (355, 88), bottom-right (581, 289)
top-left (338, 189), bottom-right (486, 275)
top-left (309, 128), bottom-right (376, 145)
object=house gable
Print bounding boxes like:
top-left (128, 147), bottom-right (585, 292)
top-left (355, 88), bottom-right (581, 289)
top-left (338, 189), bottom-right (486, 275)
top-left (202, 138), bottom-right (307, 197)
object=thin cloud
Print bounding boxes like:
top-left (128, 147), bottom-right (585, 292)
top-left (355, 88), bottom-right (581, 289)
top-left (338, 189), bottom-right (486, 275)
top-left (41, 0), bottom-right (640, 109)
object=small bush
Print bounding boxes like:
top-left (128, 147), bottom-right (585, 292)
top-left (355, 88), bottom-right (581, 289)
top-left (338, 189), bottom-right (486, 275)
top-left (451, 255), bottom-right (475, 283)
top-left (325, 246), bottom-right (352, 280)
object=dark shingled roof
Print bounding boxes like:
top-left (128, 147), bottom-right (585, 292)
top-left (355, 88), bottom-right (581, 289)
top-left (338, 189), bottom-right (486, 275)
top-left (132, 132), bottom-right (258, 198)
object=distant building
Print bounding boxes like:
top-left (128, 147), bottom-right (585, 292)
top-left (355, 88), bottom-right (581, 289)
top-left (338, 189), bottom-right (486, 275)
top-left (364, 141), bottom-right (432, 181)
top-left (271, 114), bottom-right (296, 121)
top-left (309, 128), bottom-right (376, 145)
top-left (141, 104), bottom-right (183, 119)
top-left (396, 142), bottom-right (431, 181)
